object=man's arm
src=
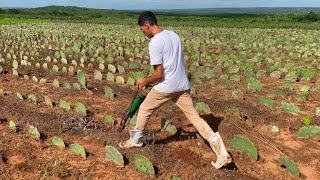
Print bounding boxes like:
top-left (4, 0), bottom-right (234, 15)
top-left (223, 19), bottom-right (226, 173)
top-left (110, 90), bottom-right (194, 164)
top-left (136, 64), bottom-right (163, 88)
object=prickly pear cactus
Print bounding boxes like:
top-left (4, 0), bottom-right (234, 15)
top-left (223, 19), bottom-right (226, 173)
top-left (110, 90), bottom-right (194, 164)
top-left (127, 77), bottom-right (135, 86)
top-left (63, 83), bottom-right (71, 90)
top-left (52, 136), bottom-right (65, 149)
top-left (170, 176), bottom-right (182, 180)
top-left (247, 78), bottom-right (263, 91)
top-left (104, 115), bottom-right (114, 126)
top-left (131, 71), bottom-right (146, 80)
top-left (230, 135), bottom-right (258, 161)
top-left (12, 69), bottom-right (18, 76)
top-left (32, 76), bottom-right (38, 83)
top-left (77, 70), bottom-right (86, 86)
top-left (105, 145), bottom-right (124, 166)
top-left (44, 96), bottom-right (53, 107)
top-left (9, 120), bottom-right (17, 132)
top-left (195, 102), bottom-right (211, 113)
top-left (73, 83), bottom-right (81, 90)
top-left (69, 144), bottom-right (86, 159)
top-left (75, 102), bottom-right (87, 117)
top-left (133, 155), bottom-right (155, 176)
top-left (282, 82), bottom-right (295, 90)
top-left (0, 89), bottom-right (4, 96)
top-left (278, 156), bottom-right (300, 176)
top-left (12, 60), bottom-right (18, 70)
top-left (297, 126), bottom-right (320, 138)
top-left (16, 92), bottom-right (24, 100)
top-left (106, 72), bottom-right (114, 82)
top-left (94, 70), bottom-right (103, 81)
top-left (161, 119), bottom-right (177, 135)
top-left (39, 78), bottom-right (47, 85)
top-left (281, 102), bottom-right (300, 115)
top-left (108, 64), bottom-right (116, 73)
top-left (259, 97), bottom-right (275, 109)
top-left (104, 86), bottom-right (114, 100)
top-left (117, 65), bottom-right (125, 74)
top-left (116, 76), bottom-right (125, 84)
top-left (60, 100), bottom-right (71, 110)
top-left (232, 90), bottom-right (244, 99)
top-left (316, 107), bottom-right (320, 116)
top-left (28, 94), bottom-right (37, 104)
top-left (52, 65), bottom-right (59, 72)
top-left (28, 125), bottom-right (41, 139)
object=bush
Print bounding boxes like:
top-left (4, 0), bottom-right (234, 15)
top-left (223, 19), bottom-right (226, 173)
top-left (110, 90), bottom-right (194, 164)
top-left (0, 8), bottom-right (5, 14)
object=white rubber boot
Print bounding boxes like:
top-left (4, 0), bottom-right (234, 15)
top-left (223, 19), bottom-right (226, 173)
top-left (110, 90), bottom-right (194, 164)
top-left (119, 129), bottom-right (144, 149)
top-left (208, 132), bottom-right (232, 169)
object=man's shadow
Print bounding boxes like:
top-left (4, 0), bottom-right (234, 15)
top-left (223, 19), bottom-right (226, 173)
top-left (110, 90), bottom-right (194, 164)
top-left (154, 114), bottom-right (223, 144)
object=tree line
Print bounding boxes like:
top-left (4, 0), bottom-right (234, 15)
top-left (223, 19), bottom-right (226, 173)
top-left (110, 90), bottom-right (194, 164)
top-left (0, 6), bottom-right (319, 29)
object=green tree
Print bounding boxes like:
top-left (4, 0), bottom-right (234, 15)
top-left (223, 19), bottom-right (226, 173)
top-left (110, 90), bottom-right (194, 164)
top-left (8, 9), bottom-right (22, 14)
top-left (305, 11), bottom-right (318, 22)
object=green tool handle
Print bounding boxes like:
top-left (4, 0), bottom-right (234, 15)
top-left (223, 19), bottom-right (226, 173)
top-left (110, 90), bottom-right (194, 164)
top-left (118, 87), bottom-right (145, 133)
top-left (127, 95), bottom-right (145, 118)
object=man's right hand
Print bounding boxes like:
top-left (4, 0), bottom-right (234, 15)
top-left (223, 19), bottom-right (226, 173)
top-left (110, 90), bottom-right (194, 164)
top-left (137, 78), bottom-right (148, 89)
top-left (136, 64), bottom-right (163, 89)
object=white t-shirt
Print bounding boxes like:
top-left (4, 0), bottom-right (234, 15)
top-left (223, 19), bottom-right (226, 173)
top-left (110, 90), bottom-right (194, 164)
top-left (149, 30), bottom-right (190, 93)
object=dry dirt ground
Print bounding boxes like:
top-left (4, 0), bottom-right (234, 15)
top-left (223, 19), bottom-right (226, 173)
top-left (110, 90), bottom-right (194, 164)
top-left (0, 63), bottom-right (319, 180)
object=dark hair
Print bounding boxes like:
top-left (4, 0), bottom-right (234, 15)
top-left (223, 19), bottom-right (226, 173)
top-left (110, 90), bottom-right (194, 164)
top-left (138, 11), bottom-right (158, 26)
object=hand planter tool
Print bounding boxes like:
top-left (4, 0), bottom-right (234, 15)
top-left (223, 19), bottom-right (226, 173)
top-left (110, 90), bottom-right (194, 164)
top-left (118, 88), bottom-right (145, 133)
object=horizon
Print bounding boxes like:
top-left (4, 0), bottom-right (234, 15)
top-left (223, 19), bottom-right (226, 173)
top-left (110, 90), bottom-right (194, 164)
top-left (1, 5), bottom-right (320, 11)
top-left (0, 0), bottom-right (319, 10)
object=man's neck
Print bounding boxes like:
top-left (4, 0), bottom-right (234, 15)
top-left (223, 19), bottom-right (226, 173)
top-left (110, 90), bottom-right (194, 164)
top-left (151, 25), bottom-right (164, 37)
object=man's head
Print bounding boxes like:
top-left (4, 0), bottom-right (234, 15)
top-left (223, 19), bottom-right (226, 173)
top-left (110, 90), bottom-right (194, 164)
top-left (138, 11), bottom-right (157, 26)
top-left (138, 11), bottom-right (159, 38)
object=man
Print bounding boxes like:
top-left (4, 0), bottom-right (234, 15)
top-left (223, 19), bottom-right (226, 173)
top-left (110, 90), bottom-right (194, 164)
top-left (119, 11), bottom-right (232, 169)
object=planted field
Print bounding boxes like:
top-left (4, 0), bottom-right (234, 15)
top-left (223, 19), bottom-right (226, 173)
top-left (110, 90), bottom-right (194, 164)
top-left (0, 23), bottom-right (319, 179)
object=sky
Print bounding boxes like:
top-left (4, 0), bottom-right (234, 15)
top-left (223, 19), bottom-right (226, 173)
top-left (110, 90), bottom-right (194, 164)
top-left (0, 0), bottom-right (319, 10)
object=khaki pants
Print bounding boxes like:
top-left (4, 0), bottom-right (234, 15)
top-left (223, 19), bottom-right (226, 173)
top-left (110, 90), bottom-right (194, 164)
top-left (135, 88), bottom-right (215, 140)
